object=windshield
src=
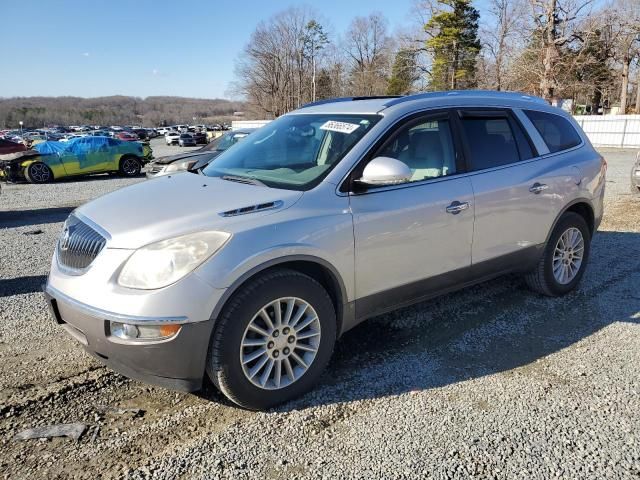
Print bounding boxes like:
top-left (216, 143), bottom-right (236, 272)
top-left (202, 114), bottom-right (380, 190)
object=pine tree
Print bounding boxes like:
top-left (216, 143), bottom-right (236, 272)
top-left (425, 0), bottom-right (481, 90)
top-left (387, 49), bottom-right (419, 95)
top-left (302, 20), bottom-right (329, 103)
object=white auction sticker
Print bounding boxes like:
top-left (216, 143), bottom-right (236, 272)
top-left (320, 120), bottom-right (360, 134)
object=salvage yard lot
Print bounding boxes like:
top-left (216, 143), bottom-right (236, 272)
top-left (0, 146), bottom-right (638, 479)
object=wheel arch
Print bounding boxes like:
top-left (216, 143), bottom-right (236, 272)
top-left (545, 198), bottom-right (596, 245)
top-left (209, 255), bottom-right (351, 336)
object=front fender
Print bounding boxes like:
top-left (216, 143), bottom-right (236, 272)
top-left (200, 251), bottom-right (350, 324)
top-left (196, 241), bottom-right (351, 297)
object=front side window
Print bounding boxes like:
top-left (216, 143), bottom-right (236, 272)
top-left (524, 110), bottom-right (581, 153)
top-left (459, 115), bottom-right (521, 170)
top-left (377, 118), bottom-right (457, 182)
top-left (203, 114), bottom-right (381, 190)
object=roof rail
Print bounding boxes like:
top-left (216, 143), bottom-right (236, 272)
top-left (382, 90), bottom-right (548, 108)
top-left (301, 95), bottom-right (402, 109)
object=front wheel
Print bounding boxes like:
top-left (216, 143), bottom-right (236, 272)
top-left (26, 162), bottom-right (53, 183)
top-left (119, 156), bottom-right (141, 177)
top-left (525, 212), bottom-right (591, 296)
top-left (206, 269), bottom-right (336, 410)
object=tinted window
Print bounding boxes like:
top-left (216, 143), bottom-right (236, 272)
top-left (460, 116), bottom-right (521, 170)
top-left (378, 118), bottom-right (456, 182)
top-left (524, 110), bottom-right (581, 153)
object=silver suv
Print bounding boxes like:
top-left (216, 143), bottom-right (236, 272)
top-left (45, 92), bottom-right (606, 409)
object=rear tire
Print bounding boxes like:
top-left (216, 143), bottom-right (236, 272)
top-left (206, 269), bottom-right (336, 410)
top-left (525, 212), bottom-right (591, 296)
top-left (25, 162), bottom-right (53, 183)
top-left (118, 156), bottom-right (141, 177)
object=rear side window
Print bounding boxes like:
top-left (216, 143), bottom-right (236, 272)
top-left (524, 110), bottom-right (581, 153)
top-left (459, 116), bottom-right (522, 170)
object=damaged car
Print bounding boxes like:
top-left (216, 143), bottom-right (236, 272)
top-left (146, 129), bottom-right (255, 179)
top-left (0, 136), bottom-right (152, 183)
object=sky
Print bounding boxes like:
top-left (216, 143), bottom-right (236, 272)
top-left (0, 0), bottom-right (426, 100)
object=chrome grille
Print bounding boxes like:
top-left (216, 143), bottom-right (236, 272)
top-left (57, 215), bottom-right (106, 272)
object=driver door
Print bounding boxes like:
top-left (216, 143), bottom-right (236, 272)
top-left (349, 111), bottom-right (475, 317)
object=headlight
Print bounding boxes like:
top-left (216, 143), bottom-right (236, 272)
top-left (118, 231), bottom-right (231, 289)
top-left (165, 159), bottom-right (197, 173)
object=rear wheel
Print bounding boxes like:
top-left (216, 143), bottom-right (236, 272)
top-left (206, 269), bottom-right (336, 410)
top-left (525, 212), bottom-right (591, 296)
top-left (119, 156), bottom-right (141, 177)
top-left (26, 162), bottom-right (53, 183)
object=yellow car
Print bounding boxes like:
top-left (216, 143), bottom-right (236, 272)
top-left (0, 137), bottom-right (153, 183)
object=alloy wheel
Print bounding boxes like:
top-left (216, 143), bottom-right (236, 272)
top-left (29, 163), bottom-right (51, 182)
top-left (121, 158), bottom-right (139, 175)
top-left (552, 227), bottom-right (584, 284)
top-left (240, 297), bottom-right (321, 390)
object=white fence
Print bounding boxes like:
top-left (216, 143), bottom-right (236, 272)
top-left (573, 115), bottom-right (640, 149)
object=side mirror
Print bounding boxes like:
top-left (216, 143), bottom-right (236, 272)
top-left (357, 156), bottom-right (412, 186)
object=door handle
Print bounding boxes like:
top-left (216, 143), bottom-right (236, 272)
top-left (446, 201), bottom-right (470, 214)
top-left (529, 182), bottom-right (549, 194)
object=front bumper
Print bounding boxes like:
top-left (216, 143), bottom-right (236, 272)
top-left (45, 286), bottom-right (214, 391)
top-left (46, 241), bottom-right (227, 391)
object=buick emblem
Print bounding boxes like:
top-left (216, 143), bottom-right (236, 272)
top-left (60, 225), bottom-right (73, 251)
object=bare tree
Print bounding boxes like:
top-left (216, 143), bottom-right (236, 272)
top-left (608, 0), bottom-right (640, 113)
top-left (481, 0), bottom-right (527, 90)
top-left (528, 0), bottom-right (594, 101)
top-left (234, 7), bottom-right (325, 118)
top-left (344, 13), bottom-right (394, 95)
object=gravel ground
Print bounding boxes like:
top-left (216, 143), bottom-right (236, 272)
top-left (0, 146), bottom-right (638, 479)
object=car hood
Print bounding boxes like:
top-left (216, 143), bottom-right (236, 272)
top-left (153, 151), bottom-right (209, 165)
top-left (76, 172), bottom-right (303, 249)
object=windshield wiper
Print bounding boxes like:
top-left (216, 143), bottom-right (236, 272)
top-left (221, 175), bottom-right (266, 187)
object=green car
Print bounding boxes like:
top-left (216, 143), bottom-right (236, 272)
top-left (0, 136), bottom-right (153, 183)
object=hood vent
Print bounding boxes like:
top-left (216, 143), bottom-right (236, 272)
top-left (220, 200), bottom-right (284, 217)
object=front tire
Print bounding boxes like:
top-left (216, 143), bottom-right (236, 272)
top-left (25, 162), bottom-right (53, 183)
top-left (206, 269), bottom-right (336, 410)
top-left (525, 212), bottom-right (591, 296)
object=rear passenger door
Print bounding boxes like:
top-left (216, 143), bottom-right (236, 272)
top-left (456, 108), bottom-right (575, 265)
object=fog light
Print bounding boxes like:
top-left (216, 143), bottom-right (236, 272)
top-left (110, 321), bottom-right (181, 340)
top-left (111, 322), bottom-right (139, 340)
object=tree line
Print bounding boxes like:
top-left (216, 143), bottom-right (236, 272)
top-left (0, 96), bottom-right (245, 129)
top-left (235, 0), bottom-right (640, 117)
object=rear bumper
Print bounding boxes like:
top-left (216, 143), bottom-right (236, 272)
top-left (44, 288), bottom-right (214, 392)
